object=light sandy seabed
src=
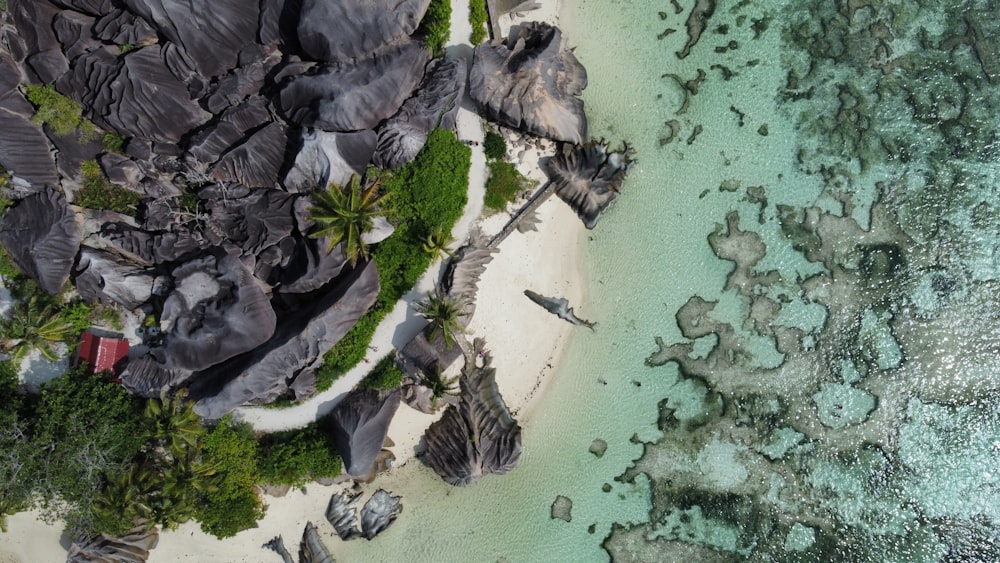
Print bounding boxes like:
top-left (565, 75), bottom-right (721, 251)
top-left (0, 2), bottom-right (576, 561)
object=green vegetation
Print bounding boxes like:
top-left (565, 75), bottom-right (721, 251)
top-left (316, 129), bottom-right (470, 390)
top-left (421, 365), bottom-right (459, 410)
top-left (258, 424), bottom-right (341, 487)
top-left (0, 295), bottom-right (77, 362)
top-left (359, 354), bottom-right (405, 391)
top-left (102, 132), bottom-right (127, 153)
top-left (483, 130), bottom-right (506, 160)
top-left (308, 174), bottom-right (387, 267)
top-left (484, 160), bottom-right (530, 211)
top-left (23, 84), bottom-right (95, 138)
top-left (30, 367), bottom-right (148, 530)
top-left (418, 0), bottom-right (452, 57)
top-left (469, 0), bottom-right (489, 44)
top-left (415, 290), bottom-right (468, 349)
top-left (76, 160), bottom-right (141, 215)
top-left (194, 415), bottom-right (264, 538)
top-left (421, 227), bottom-right (455, 261)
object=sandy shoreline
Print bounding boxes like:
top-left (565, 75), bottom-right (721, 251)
top-left (0, 2), bottom-right (581, 561)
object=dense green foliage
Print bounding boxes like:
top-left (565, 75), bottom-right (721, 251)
top-left (418, 0), bottom-right (451, 56)
top-left (258, 424), bottom-right (341, 487)
top-left (484, 160), bottom-right (530, 211)
top-left (194, 415), bottom-right (264, 538)
top-left (102, 132), bottom-right (126, 153)
top-left (75, 160), bottom-right (141, 215)
top-left (317, 129), bottom-right (470, 390)
top-left (359, 355), bottom-right (405, 391)
top-left (30, 367), bottom-right (147, 529)
top-left (483, 131), bottom-right (507, 160)
top-left (469, 0), bottom-right (489, 44)
top-left (23, 84), bottom-right (95, 138)
top-left (308, 175), bottom-right (386, 267)
top-left (0, 295), bottom-right (77, 362)
top-left (0, 361), bottom-right (30, 531)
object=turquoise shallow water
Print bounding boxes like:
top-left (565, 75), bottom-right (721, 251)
top-left (338, 1), bottom-right (1000, 561)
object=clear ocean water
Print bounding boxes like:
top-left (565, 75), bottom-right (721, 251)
top-left (337, 1), bottom-right (1000, 561)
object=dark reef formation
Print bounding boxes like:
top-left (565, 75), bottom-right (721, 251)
top-left (469, 22), bottom-right (588, 144)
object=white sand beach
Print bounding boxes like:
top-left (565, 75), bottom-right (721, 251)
top-left (0, 2), bottom-right (580, 561)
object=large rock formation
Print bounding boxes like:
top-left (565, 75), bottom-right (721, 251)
top-left (156, 251), bottom-right (277, 372)
top-left (66, 523), bottom-right (159, 563)
top-left (0, 188), bottom-right (82, 295)
top-left (191, 261), bottom-right (380, 419)
top-left (469, 22), bottom-right (587, 144)
top-left (542, 140), bottom-right (635, 228)
top-left (325, 489), bottom-right (402, 541)
top-left (284, 129), bottom-right (378, 193)
top-left (330, 388), bottom-right (401, 479)
top-left (424, 343), bottom-right (522, 486)
top-left (373, 57), bottom-right (467, 169)
top-left (278, 39), bottom-right (431, 132)
top-left (0, 49), bottom-right (60, 188)
top-left (74, 246), bottom-right (156, 309)
top-left (297, 0), bottom-right (430, 62)
top-left (298, 522), bottom-right (335, 563)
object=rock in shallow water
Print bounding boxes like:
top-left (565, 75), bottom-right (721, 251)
top-left (359, 489), bottom-right (402, 540)
top-left (551, 495), bottom-right (573, 522)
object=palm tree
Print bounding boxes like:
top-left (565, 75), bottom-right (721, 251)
top-left (414, 291), bottom-right (467, 350)
top-left (153, 448), bottom-right (218, 528)
top-left (421, 364), bottom-right (459, 410)
top-left (421, 227), bottom-right (455, 261)
top-left (308, 174), bottom-right (387, 267)
top-left (143, 389), bottom-right (205, 457)
top-left (0, 295), bottom-right (75, 362)
top-left (91, 462), bottom-right (157, 535)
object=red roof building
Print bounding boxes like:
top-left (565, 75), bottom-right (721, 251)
top-left (77, 330), bottom-right (130, 375)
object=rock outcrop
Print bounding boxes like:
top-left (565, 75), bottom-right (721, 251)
top-left (374, 57), bottom-right (467, 169)
top-left (297, 0), bottom-right (430, 62)
top-left (0, 188), bottom-right (82, 295)
top-left (469, 22), bottom-right (587, 144)
top-left (284, 129), bottom-right (377, 193)
top-left (325, 490), bottom-right (363, 541)
top-left (298, 522), bottom-right (335, 563)
top-left (325, 488), bottom-right (402, 541)
top-left (329, 387), bottom-right (401, 479)
top-left (191, 260), bottom-right (380, 419)
top-left (542, 140), bottom-right (635, 228)
top-left (66, 523), bottom-right (159, 563)
top-left (278, 40), bottom-right (431, 132)
top-left (523, 290), bottom-right (596, 329)
top-left (424, 343), bottom-right (522, 486)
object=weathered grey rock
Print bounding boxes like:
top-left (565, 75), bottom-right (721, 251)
top-left (204, 50), bottom-right (282, 114)
top-left (26, 49), bottom-right (71, 85)
top-left (53, 11), bottom-right (101, 62)
top-left (359, 489), bottom-right (402, 540)
top-left (50, 0), bottom-right (112, 17)
top-left (424, 346), bottom-right (522, 486)
top-left (0, 188), bottom-right (82, 295)
top-left (208, 122), bottom-right (288, 189)
top-left (278, 39), bottom-right (431, 132)
top-left (542, 140), bottom-right (635, 228)
top-left (0, 93), bottom-right (61, 188)
top-left (276, 239), bottom-right (347, 295)
top-left (523, 290), bottom-right (595, 329)
top-left (99, 152), bottom-right (142, 191)
top-left (119, 355), bottom-right (191, 398)
top-left (325, 490), bottom-right (362, 541)
top-left (75, 247), bottom-right (155, 309)
top-left (297, 0), bottom-right (430, 62)
top-left (469, 23), bottom-right (587, 144)
top-left (262, 536), bottom-right (294, 563)
top-left (331, 389), bottom-right (401, 479)
top-left (7, 0), bottom-right (63, 65)
top-left (283, 129), bottom-right (377, 193)
top-left (92, 8), bottom-right (158, 46)
top-left (158, 251), bottom-right (277, 372)
top-left (374, 57), bottom-right (467, 169)
top-left (191, 260), bottom-right (380, 418)
top-left (203, 188), bottom-right (297, 256)
top-left (440, 234), bottom-right (496, 321)
top-left (298, 522), bottom-right (335, 563)
top-left (121, 0), bottom-right (260, 78)
top-left (66, 523), bottom-right (159, 563)
top-left (57, 45), bottom-right (212, 143)
top-left (187, 97), bottom-right (271, 166)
